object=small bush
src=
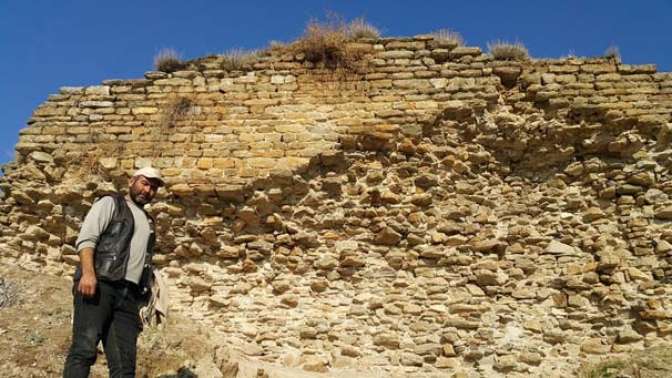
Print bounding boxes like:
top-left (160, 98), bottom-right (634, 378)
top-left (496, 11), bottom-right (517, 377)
top-left (429, 29), bottom-right (464, 46)
top-left (219, 48), bottom-right (260, 71)
top-left (291, 18), bottom-right (353, 68)
top-left (347, 17), bottom-right (380, 39)
top-left (488, 40), bottom-right (529, 61)
top-left (154, 48), bottom-right (185, 73)
top-left (280, 14), bottom-right (377, 69)
top-left (604, 45), bottom-right (621, 62)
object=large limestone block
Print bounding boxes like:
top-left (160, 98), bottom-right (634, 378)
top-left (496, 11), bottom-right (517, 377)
top-left (545, 240), bottom-right (580, 256)
top-left (378, 50), bottom-right (414, 59)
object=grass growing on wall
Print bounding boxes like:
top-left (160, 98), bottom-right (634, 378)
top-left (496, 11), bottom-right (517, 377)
top-left (347, 17), bottom-right (381, 39)
top-left (153, 96), bottom-right (195, 158)
top-left (429, 29), bottom-right (464, 46)
top-left (488, 40), bottom-right (529, 61)
top-left (286, 15), bottom-right (379, 69)
top-left (219, 49), bottom-right (260, 71)
top-left (154, 48), bottom-right (186, 73)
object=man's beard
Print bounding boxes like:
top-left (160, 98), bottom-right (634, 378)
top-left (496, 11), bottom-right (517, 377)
top-left (130, 187), bottom-right (151, 205)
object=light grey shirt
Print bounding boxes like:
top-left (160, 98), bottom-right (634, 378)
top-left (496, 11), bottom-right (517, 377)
top-left (75, 196), bottom-right (153, 284)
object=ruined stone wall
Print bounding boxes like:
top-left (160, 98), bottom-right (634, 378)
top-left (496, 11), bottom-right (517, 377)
top-left (12, 37), bottom-right (670, 195)
top-left (1, 36), bottom-right (672, 377)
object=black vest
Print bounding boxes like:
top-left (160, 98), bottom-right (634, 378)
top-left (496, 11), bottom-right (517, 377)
top-left (75, 193), bottom-right (156, 293)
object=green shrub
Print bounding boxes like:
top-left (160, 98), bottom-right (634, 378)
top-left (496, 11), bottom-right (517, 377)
top-left (154, 48), bottom-right (185, 72)
top-left (487, 40), bottom-right (529, 61)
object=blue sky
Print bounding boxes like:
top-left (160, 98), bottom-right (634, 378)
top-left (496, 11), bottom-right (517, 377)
top-left (2, 0), bottom-right (671, 167)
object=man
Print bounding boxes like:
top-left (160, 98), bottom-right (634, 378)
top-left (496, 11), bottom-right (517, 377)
top-left (63, 167), bottom-right (164, 378)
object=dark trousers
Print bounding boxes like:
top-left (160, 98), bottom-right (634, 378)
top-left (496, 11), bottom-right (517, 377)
top-left (63, 280), bottom-right (143, 378)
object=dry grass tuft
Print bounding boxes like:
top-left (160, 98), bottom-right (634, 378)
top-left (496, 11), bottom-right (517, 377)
top-left (267, 40), bottom-right (288, 52)
top-left (154, 48), bottom-right (186, 73)
top-left (293, 18), bottom-right (352, 68)
top-left (282, 15), bottom-right (376, 69)
top-left (488, 40), bottom-right (530, 61)
top-left (152, 96), bottom-right (194, 158)
top-left (429, 29), bottom-right (464, 46)
top-left (561, 49), bottom-right (577, 59)
top-left (161, 96), bottom-right (193, 128)
top-left (347, 17), bottom-right (381, 39)
top-left (604, 45), bottom-right (621, 62)
top-left (219, 48), bottom-right (260, 71)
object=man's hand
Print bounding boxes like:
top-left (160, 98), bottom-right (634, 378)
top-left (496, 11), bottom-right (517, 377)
top-left (78, 272), bottom-right (97, 297)
top-left (78, 247), bottom-right (97, 297)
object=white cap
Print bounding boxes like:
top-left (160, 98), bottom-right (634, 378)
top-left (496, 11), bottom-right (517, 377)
top-left (132, 167), bottom-right (165, 187)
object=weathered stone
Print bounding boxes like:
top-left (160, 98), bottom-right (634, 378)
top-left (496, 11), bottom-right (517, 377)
top-left (85, 85), bottom-right (110, 95)
top-left (315, 256), bottom-right (338, 270)
top-left (271, 280), bottom-right (291, 294)
top-left (374, 227), bottom-right (401, 246)
top-left (435, 357), bottom-right (461, 369)
top-left (373, 333), bottom-right (400, 349)
top-left (29, 151), bottom-right (53, 163)
top-left (617, 328), bottom-right (643, 343)
top-left (518, 352), bottom-right (542, 366)
top-left (400, 352), bottom-right (424, 366)
top-left (379, 50), bottom-right (414, 59)
top-left (280, 294), bottom-right (299, 307)
top-left (471, 239), bottom-right (506, 253)
top-left (299, 326), bottom-right (318, 339)
top-left (215, 245), bottom-right (239, 259)
top-left (444, 317), bottom-right (479, 330)
top-left (583, 207), bottom-right (605, 222)
top-left (655, 206), bottom-right (672, 220)
top-left (475, 269), bottom-right (508, 286)
top-left (545, 240), bottom-right (578, 255)
top-left (449, 46), bottom-right (481, 58)
top-left (300, 355), bottom-right (329, 373)
top-left (580, 338), bottom-right (611, 354)
top-left (310, 278), bottom-right (329, 292)
top-left (494, 355), bottom-right (517, 371)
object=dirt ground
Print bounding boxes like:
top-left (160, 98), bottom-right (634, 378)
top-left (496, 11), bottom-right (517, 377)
top-left (0, 264), bottom-right (218, 378)
top-left (0, 264), bottom-right (77, 377)
top-left (578, 346), bottom-right (672, 378)
top-left (0, 264), bottom-right (385, 378)
top-left (8, 263), bottom-right (670, 378)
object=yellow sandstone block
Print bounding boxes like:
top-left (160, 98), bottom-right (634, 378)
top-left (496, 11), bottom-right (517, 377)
top-left (131, 107), bottom-right (159, 114)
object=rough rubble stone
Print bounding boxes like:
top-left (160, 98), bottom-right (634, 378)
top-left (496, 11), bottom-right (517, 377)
top-left (3, 35), bottom-right (672, 378)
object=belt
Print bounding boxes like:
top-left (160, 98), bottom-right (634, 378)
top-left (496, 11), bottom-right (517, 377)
top-left (106, 279), bottom-right (141, 292)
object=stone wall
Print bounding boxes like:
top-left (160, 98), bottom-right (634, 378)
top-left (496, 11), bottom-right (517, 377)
top-left (1, 36), bottom-right (672, 377)
top-left (13, 37), bottom-right (671, 196)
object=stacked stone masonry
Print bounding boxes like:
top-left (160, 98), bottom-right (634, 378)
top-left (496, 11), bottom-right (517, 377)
top-left (1, 36), bottom-right (672, 377)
